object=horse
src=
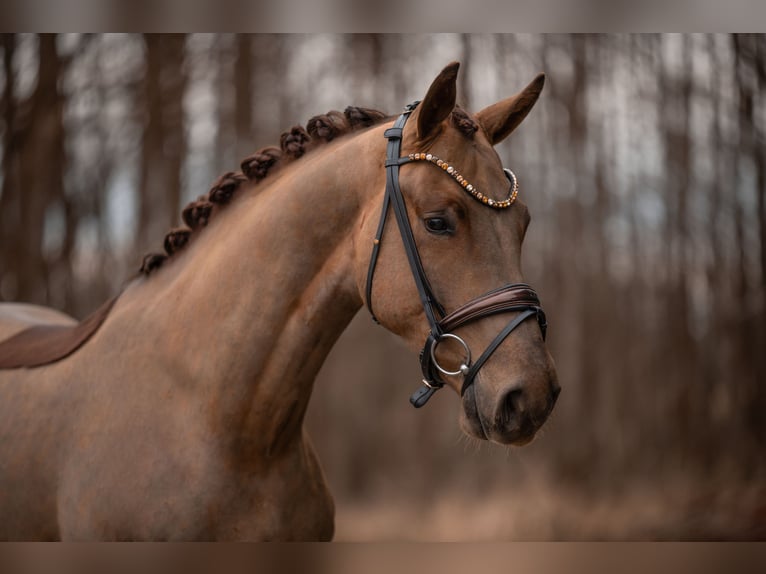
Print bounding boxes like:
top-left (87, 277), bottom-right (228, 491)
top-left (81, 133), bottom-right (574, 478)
top-left (0, 62), bottom-right (559, 540)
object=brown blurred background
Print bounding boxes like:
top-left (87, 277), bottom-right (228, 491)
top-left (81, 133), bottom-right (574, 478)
top-left (0, 34), bottom-right (764, 540)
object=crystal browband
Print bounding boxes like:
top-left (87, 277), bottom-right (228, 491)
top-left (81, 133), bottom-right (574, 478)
top-left (406, 152), bottom-right (519, 209)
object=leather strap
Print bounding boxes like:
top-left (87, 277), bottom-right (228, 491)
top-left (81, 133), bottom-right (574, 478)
top-left (460, 308), bottom-right (538, 395)
top-left (365, 188), bottom-right (390, 324)
top-left (366, 100), bottom-right (445, 329)
top-left (440, 283), bottom-right (541, 332)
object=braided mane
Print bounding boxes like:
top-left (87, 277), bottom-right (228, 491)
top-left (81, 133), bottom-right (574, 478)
top-left (139, 106), bottom-right (479, 275)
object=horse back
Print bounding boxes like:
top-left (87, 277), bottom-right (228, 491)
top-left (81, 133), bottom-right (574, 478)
top-left (0, 298), bottom-right (115, 369)
top-left (0, 303), bottom-right (76, 338)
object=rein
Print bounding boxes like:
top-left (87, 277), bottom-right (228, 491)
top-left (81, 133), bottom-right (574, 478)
top-left (365, 101), bottom-right (548, 408)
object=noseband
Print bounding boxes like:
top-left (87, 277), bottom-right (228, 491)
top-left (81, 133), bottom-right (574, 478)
top-left (365, 101), bottom-right (548, 408)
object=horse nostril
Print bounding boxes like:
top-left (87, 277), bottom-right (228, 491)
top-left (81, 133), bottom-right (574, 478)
top-left (551, 385), bottom-right (561, 403)
top-left (498, 388), bottom-right (525, 428)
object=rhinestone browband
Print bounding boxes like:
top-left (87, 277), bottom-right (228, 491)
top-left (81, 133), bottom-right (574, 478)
top-left (407, 152), bottom-right (518, 209)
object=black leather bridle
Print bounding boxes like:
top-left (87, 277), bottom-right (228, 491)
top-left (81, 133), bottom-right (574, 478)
top-left (365, 101), bottom-right (548, 408)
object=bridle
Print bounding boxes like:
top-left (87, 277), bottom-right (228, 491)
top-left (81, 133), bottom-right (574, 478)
top-left (365, 101), bottom-right (548, 408)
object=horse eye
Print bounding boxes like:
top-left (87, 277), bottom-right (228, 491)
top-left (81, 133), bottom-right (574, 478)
top-left (424, 217), bottom-right (452, 235)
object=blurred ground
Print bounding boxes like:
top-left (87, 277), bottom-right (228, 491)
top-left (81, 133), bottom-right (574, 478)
top-left (333, 470), bottom-right (766, 541)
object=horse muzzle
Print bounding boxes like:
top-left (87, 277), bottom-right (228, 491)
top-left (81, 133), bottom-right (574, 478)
top-left (461, 368), bottom-right (560, 445)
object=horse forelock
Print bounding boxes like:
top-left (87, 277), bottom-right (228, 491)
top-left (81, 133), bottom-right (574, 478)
top-left (139, 106), bottom-right (477, 277)
top-left (450, 106), bottom-right (479, 138)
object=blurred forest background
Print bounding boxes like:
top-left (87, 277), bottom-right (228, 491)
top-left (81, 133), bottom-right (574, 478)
top-left (0, 34), bottom-right (764, 540)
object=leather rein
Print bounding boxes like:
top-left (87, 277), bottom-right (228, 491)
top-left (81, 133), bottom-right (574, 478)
top-left (365, 101), bottom-right (548, 408)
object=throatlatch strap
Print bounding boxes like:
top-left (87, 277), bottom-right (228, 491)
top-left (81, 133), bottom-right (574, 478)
top-left (365, 190), bottom-right (390, 323)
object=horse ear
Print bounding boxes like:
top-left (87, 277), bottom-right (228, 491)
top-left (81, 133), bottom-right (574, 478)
top-left (417, 62), bottom-right (459, 140)
top-left (476, 73), bottom-right (545, 145)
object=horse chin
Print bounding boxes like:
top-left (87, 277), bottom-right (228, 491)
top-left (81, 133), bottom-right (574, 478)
top-left (459, 384), bottom-right (540, 446)
top-left (459, 385), bottom-right (488, 441)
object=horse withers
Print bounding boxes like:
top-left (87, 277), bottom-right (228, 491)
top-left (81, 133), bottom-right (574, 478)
top-left (0, 62), bottom-right (558, 540)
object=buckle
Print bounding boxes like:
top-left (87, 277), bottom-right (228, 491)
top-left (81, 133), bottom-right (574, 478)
top-left (403, 100), bottom-right (421, 113)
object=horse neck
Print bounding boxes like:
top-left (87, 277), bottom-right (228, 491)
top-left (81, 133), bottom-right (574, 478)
top-left (121, 126), bottom-right (386, 460)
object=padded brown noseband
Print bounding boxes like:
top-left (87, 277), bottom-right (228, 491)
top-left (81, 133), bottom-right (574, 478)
top-left (365, 102), bottom-right (547, 407)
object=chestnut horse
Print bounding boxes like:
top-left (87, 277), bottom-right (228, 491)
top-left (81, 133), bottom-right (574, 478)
top-left (0, 63), bottom-right (558, 540)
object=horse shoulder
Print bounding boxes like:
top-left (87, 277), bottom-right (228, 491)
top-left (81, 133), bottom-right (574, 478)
top-left (0, 303), bottom-right (76, 341)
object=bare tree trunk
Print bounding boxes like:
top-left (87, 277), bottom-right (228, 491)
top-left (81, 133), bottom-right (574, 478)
top-left (250, 34), bottom-right (288, 150)
top-left (346, 33), bottom-right (384, 106)
top-left (217, 33), bottom-right (254, 172)
top-left (0, 34), bottom-right (19, 302)
top-left (755, 36), bottom-right (766, 452)
top-left (656, 35), bottom-right (698, 465)
top-left (733, 34), bottom-right (764, 461)
top-left (0, 34), bottom-right (65, 305)
top-left (757, 37), bottom-right (766, 326)
top-left (234, 34), bottom-right (253, 161)
top-left (703, 34), bottom-right (727, 467)
top-left (568, 35), bottom-right (600, 469)
top-left (137, 34), bottom-right (187, 254)
top-left (162, 35), bottom-right (187, 225)
top-left (138, 34), bottom-right (165, 251)
top-left (459, 34), bottom-right (472, 110)
top-left (215, 35), bottom-right (236, 175)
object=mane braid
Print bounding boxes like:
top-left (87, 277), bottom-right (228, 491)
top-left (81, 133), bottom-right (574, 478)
top-left (139, 106), bottom-right (475, 276)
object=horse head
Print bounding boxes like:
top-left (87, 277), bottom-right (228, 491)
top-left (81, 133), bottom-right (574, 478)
top-left (358, 62), bottom-right (559, 445)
